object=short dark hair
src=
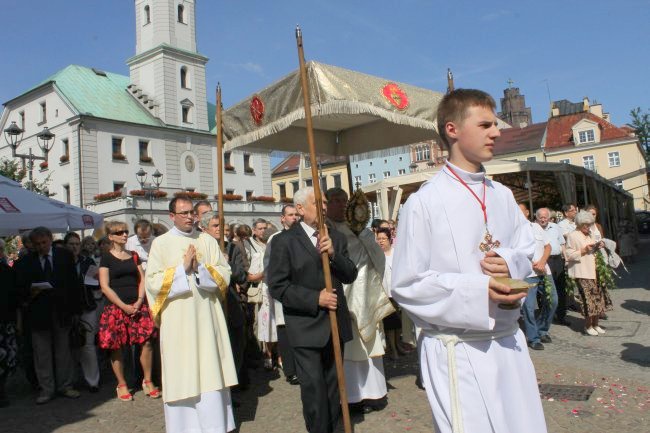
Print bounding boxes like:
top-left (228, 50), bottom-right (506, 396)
top-left (133, 219), bottom-right (152, 233)
top-left (376, 227), bottom-right (392, 240)
top-left (281, 204), bottom-right (296, 216)
top-left (252, 218), bottom-right (267, 228)
top-left (325, 187), bottom-right (347, 201)
top-left (371, 219), bottom-right (388, 231)
top-left (193, 200), bottom-right (212, 213)
top-left (169, 196), bottom-right (192, 213)
top-left (63, 232), bottom-right (81, 244)
top-left (436, 88), bottom-right (496, 150)
top-left (29, 226), bottom-right (53, 242)
top-left (561, 203), bottom-right (576, 213)
top-left (236, 224), bottom-right (252, 239)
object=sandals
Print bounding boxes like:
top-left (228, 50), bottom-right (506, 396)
top-left (116, 384), bottom-right (133, 402)
top-left (142, 380), bottom-right (161, 399)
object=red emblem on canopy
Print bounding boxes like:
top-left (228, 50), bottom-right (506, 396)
top-left (250, 95), bottom-right (265, 126)
top-left (381, 83), bottom-right (409, 111)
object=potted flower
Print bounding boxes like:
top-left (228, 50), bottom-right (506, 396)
top-left (59, 155), bottom-right (69, 163)
top-left (280, 196), bottom-right (294, 204)
top-left (221, 193), bottom-right (243, 201)
top-left (250, 195), bottom-right (276, 203)
top-left (112, 152), bottom-right (127, 161)
top-left (93, 191), bottom-right (122, 202)
top-left (174, 191), bottom-right (208, 200)
top-left (244, 167), bottom-right (255, 174)
top-left (139, 155), bottom-right (153, 163)
top-left (39, 161), bottom-right (48, 170)
top-left (224, 163), bottom-right (235, 172)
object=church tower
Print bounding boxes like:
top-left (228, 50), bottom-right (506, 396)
top-left (497, 80), bottom-right (532, 128)
top-left (127, 0), bottom-right (209, 130)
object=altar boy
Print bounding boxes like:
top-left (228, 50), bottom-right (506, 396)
top-left (391, 89), bottom-right (547, 433)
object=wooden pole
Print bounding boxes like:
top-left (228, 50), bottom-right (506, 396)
top-left (216, 83), bottom-right (226, 252)
top-left (295, 25), bottom-right (352, 433)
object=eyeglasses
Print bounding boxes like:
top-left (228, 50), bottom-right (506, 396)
top-left (173, 210), bottom-right (196, 217)
top-left (111, 230), bottom-right (129, 236)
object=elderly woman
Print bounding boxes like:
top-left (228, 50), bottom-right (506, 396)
top-left (98, 221), bottom-right (159, 400)
top-left (565, 211), bottom-right (607, 336)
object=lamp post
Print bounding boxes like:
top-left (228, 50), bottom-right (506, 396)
top-left (3, 121), bottom-right (55, 191)
top-left (135, 167), bottom-right (164, 222)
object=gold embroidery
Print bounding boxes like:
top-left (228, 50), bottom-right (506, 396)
top-left (151, 267), bottom-right (176, 325)
top-left (204, 264), bottom-right (228, 299)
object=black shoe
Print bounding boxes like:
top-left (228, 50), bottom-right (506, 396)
top-left (361, 404), bottom-right (374, 414)
top-left (348, 402), bottom-right (364, 414)
top-left (89, 386), bottom-right (99, 394)
top-left (554, 318), bottom-right (570, 326)
top-left (528, 341), bottom-right (545, 351)
top-left (540, 335), bottom-right (552, 343)
top-left (286, 375), bottom-right (300, 385)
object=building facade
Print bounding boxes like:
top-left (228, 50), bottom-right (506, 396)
top-left (0, 0), bottom-right (277, 230)
top-left (271, 153), bottom-right (350, 202)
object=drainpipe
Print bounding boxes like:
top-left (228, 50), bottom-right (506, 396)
top-left (77, 117), bottom-right (85, 236)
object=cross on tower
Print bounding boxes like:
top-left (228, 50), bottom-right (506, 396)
top-left (507, 78), bottom-right (514, 88)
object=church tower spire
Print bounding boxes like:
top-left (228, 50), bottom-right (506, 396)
top-left (127, 0), bottom-right (209, 130)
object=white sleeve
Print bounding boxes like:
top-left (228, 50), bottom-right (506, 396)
top-left (391, 194), bottom-right (492, 331)
top-left (196, 264), bottom-right (219, 292)
top-left (492, 195), bottom-right (535, 280)
top-left (167, 264), bottom-right (191, 299)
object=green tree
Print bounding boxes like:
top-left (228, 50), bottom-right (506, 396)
top-left (0, 157), bottom-right (54, 196)
top-left (630, 107), bottom-right (650, 162)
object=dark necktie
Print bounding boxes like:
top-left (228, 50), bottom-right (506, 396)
top-left (42, 255), bottom-right (53, 283)
top-left (312, 231), bottom-right (320, 251)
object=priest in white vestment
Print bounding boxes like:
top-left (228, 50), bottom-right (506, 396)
top-left (146, 196), bottom-right (238, 433)
top-left (392, 90), bottom-right (547, 433)
top-left (325, 188), bottom-right (394, 413)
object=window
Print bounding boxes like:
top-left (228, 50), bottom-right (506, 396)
top-left (63, 184), bottom-right (70, 204)
top-left (113, 182), bottom-right (125, 192)
top-left (180, 67), bottom-right (190, 89)
top-left (139, 140), bottom-right (151, 162)
top-left (333, 174), bottom-right (342, 188)
top-left (245, 190), bottom-right (253, 201)
top-left (144, 5), bottom-right (151, 24)
top-left (354, 175), bottom-right (362, 187)
top-left (399, 156), bottom-right (403, 161)
top-left (182, 106), bottom-right (191, 123)
top-left (226, 189), bottom-right (234, 195)
top-left (304, 157), bottom-right (311, 168)
top-left (559, 158), bottom-right (570, 164)
top-left (582, 155), bottom-right (595, 171)
top-left (320, 176), bottom-right (328, 193)
top-left (62, 139), bottom-right (69, 158)
top-left (384, 159), bottom-right (387, 164)
top-left (372, 202), bottom-right (380, 218)
top-left (244, 154), bottom-right (253, 173)
top-left (369, 161), bottom-right (373, 166)
top-left (305, 179), bottom-right (313, 187)
top-left (177, 4), bottom-right (185, 23)
top-left (19, 111), bottom-right (25, 130)
top-left (614, 180), bottom-right (624, 189)
top-left (291, 181), bottom-right (299, 194)
top-left (368, 173), bottom-right (376, 183)
top-left (279, 183), bottom-right (287, 198)
top-left (224, 152), bottom-right (234, 171)
top-left (112, 137), bottom-right (123, 157)
top-left (578, 129), bottom-right (595, 144)
top-left (355, 164), bottom-right (358, 168)
top-left (526, 156), bottom-right (537, 162)
top-left (608, 151), bottom-right (620, 167)
top-left (383, 171), bottom-right (391, 178)
top-left (415, 146), bottom-right (430, 162)
top-left (398, 168), bottom-right (406, 175)
top-left (39, 101), bottom-right (47, 123)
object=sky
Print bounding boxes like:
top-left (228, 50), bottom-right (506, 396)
top-left (1, 0), bottom-right (649, 127)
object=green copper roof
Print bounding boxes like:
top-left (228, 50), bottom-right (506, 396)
top-left (40, 65), bottom-right (162, 126)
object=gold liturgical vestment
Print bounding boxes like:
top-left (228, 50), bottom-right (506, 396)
top-left (146, 229), bottom-right (237, 403)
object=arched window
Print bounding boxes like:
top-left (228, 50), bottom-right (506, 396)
top-left (180, 66), bottom-right (190, 89)
top-left (144, 5), bottom-right (151, 24)
top-left (177, 4), bottom-right (185, 23)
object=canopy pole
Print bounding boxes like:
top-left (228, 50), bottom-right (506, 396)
top-left (526, 170), bottom-right (534, 217)
top-left (295, 25), bottom-right (352, 433)
top-left (216, 84), bottom-right (225, 252)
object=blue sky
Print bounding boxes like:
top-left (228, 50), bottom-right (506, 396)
top-left (1, 0), bottom-right (649, 126)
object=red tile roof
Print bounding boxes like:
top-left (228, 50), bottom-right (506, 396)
top-left (545, 112), bottom-right (631, 149)
top-left (493, 122), bottom-right (547, 156)
top-left (272, 153), bottom-right (348, 175)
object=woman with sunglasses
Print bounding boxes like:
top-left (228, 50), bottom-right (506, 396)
top-left (98, 221), bottom-right (159, 401)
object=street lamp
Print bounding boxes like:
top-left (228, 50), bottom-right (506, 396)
top-left (135, 167), bottom-right (164, 222)
top-left (3, 121), bottom-right (55, 191)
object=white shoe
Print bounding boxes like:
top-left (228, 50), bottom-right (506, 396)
top-left (594, 326), bottom-right (606, 334)
top-left (585, 327), bottom-right (599, 336)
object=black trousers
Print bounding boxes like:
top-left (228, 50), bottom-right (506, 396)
top-left (277, 325), bottom-right (296, 377)
top-left (548, 255), bottom-right (567, 320)
top-left (293, 339), bottom-right (342, 433)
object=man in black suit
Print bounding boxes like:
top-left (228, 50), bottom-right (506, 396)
top-left (15, 227), bottom-right (82, 404)
top-left (268, 187), bottom-right (358, 433)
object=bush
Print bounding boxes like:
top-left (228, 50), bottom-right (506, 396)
top-left (93, 191), bottom-right (122, 202)
top-left (174, 191), bottom-right (208, 200)
top-left (129, 189), bottom-right (167, 198)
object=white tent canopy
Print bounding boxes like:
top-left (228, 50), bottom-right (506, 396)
top-left (0, 174), bottom-right (103, 235)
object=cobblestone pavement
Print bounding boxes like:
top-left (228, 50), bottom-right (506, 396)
top-left (2, 236), bottom-right (648, 433)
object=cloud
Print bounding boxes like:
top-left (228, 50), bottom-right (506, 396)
top-left (480, 10), bottom-right (512, 21)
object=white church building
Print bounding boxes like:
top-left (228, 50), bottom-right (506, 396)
top-left (0, 0), bottom-right (279, 231)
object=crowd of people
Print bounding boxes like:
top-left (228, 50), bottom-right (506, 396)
top-left (0, 88), bottom-right (639, 433)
